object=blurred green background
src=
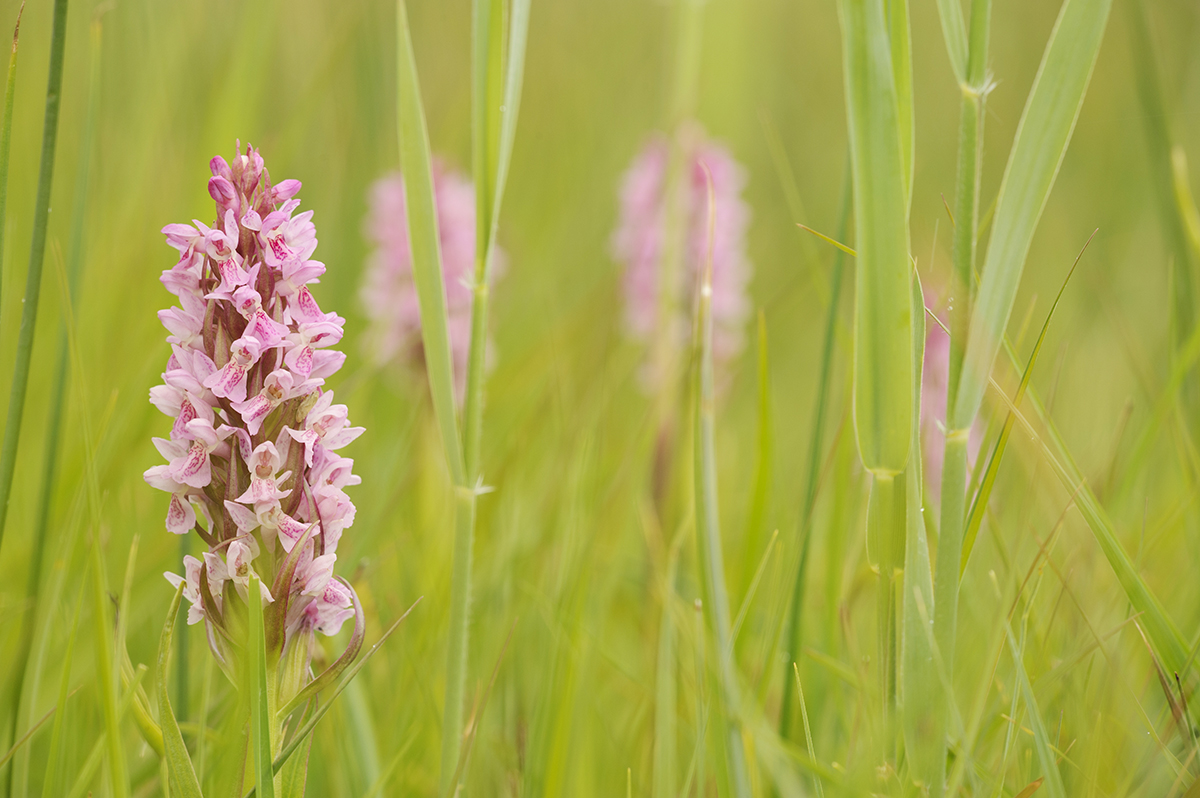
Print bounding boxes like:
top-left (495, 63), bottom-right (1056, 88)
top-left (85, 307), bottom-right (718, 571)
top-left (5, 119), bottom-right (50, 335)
top-left (1, 0), bottom-right (1200, 794)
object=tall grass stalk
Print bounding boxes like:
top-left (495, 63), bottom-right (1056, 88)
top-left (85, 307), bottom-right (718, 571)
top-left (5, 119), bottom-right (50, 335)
top-left (0, 0), bottom-right (69, 557)
top-left (692, 169), bottom-right (750, 797)
top-left (6, 19), bottom-right (101, 797)
top-left (396, 0), bottom-right (529, 791)
top-left (930, 0), bottom-right (989, 789)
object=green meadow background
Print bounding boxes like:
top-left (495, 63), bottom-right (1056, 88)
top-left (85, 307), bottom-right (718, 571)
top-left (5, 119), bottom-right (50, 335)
top-left (0, 0), bottom-right (1198, 794)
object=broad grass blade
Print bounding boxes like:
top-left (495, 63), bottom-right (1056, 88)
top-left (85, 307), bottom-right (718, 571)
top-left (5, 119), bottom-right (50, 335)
top-left (933, 0), bottom-right (967, 84)
top-left (953, 0), bottom-right (1113, 431)
top-left (158, 583), bottom-right (203, 798)
top-left (840, 0), bottom-right (913, 475)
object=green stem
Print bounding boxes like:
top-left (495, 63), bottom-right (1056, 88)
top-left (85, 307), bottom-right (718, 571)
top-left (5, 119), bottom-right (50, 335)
top-left (0, 0), bottom-right (69, 557)
top-left (438, 489), bottom-right (476, 795)
top-left (694, 229), bottom-right (750, 798)
top-left (931, 0), bottom-right (989, 780)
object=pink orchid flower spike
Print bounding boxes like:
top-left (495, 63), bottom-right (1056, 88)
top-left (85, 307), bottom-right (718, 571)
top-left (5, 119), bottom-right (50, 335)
top-left (146, 143), bottom-right (367, 694)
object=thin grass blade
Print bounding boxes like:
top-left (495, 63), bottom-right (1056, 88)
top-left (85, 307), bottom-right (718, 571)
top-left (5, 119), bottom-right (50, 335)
top-left (961, 231), bottom-right (1094, 571)
top-left (0, 0), bottom-right (70, 555)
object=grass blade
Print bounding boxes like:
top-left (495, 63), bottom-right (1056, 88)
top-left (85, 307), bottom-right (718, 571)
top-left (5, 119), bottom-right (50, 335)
top-left (158, 583), bottom-right (203, 797)
top-left (840, 0), bottom-right (913, 475)
top-left (952, 0), bottom-right (1113, 431)
top-left (791, 665), bottom-right (824, 798)
top-left (249, 574), bottom-right (275, 798)
top-left (888, 0), bottom-right (913, 205)
top-left (395, 0), bottom-right (466, 486)
top-left (0, 0), bottom-right (69, 555)
top-left (395, 1), bottom-right (476, 790)
top-left (933, 0), bottom-right (967, 83)
top-left (737, 312), bottom-right (773, 605)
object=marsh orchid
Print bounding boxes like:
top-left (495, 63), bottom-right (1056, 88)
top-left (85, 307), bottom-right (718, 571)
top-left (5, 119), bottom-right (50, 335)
top-left (146, 144), bottom-right (366, 688)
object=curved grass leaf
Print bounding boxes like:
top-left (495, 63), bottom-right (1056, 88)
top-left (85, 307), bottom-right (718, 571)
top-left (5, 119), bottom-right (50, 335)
top-left (158, 582), bottom-right (203, 798)
top-left (952, 0), bottom-right (1113, 431)
top-left (840, 0), bottom-right (913, 475)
